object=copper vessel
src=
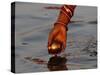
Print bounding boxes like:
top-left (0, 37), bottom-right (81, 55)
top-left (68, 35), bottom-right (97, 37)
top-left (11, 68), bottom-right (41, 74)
top-left (48, 40), bottom-right (63, 55)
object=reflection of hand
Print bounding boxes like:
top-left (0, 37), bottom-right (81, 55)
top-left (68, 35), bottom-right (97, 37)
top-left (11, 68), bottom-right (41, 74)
top-left (48, 23), bottom-right (67, 51)
top-left (47, 56), bottom-right (68, 71)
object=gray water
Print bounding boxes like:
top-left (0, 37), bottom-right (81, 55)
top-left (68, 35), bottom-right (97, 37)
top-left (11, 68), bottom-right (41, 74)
top-left (14, 2), bottom-right (97, 73)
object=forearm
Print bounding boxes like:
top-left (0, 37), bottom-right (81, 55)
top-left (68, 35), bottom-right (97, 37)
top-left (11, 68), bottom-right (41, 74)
top-left (55, 5), bottom-right (76, 30)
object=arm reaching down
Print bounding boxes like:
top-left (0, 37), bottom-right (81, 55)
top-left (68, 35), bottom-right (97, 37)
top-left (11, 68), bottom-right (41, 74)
top-left (48, 5), bottom-right (76, 54)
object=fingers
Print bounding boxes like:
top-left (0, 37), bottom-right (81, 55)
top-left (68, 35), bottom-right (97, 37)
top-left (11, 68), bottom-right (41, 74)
top-left (55, 32), bottom-right (66, 50)
top-left (63, 32), bottom-right (67, 50)
top-left (62, 40), bottom-right (66, 50)
top-left (48, 28), bottom-right (59, 47)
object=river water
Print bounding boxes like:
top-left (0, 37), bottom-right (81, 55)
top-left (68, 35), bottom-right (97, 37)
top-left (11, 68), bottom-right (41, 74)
top-left (14, 2), bottom-right (97, 73)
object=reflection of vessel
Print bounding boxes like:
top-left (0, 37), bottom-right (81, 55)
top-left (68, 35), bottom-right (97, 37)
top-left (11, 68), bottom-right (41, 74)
top-left (48, 40), bottom-right (64, 55)
top-left (47, 56), bottom-right (68, 71)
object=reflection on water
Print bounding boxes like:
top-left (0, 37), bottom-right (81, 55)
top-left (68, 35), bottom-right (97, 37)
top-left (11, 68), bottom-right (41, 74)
top-left (24, 56), bottom-right (68, 71)
top-left (47, 56), bottom-right (68, 71)
top-left (15, 2), bottom-right (97, 73)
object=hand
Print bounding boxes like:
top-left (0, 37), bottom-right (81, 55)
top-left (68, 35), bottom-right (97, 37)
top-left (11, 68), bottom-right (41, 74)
top-left (48, 23), bottom-right (67, 51)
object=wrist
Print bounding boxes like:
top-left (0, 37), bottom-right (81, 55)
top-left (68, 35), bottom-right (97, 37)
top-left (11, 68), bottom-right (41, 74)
top-left (54, 22), bottom-right (68, 31)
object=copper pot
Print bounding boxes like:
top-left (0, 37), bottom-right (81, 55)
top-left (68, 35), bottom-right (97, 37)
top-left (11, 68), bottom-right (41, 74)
top-left (48, 40), bottom-right (63, 55)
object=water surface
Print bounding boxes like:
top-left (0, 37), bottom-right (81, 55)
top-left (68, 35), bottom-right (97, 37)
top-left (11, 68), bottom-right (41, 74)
top-left (14, 2), bottom-right (97, 73)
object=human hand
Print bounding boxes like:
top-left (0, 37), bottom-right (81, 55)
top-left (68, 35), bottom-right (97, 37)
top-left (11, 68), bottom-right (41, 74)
top-left (48, 23), bottom-right (67, 52)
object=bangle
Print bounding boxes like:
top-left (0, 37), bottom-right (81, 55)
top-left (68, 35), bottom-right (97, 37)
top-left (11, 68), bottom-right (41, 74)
top-left (54, 22), bottom-right (68, 31)
top-left (64, 6), bottom-right (73, 17)
top-left (61, 10), bottom-right (71, 21)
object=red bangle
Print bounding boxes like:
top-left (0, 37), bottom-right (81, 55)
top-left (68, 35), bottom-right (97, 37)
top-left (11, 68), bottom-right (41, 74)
top-left (61, 10), bottom-right (71, 21)
top-left (54, 22), bottom-right (68, 31)
top-left (63, 5), bottom-right (73, 17)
